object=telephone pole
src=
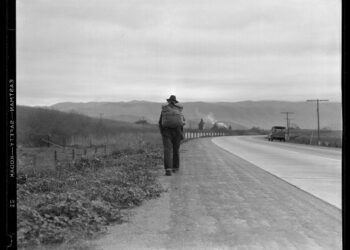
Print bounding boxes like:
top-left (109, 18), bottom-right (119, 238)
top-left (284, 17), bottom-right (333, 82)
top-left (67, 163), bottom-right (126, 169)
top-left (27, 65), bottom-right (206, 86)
top-left (281, 112), bottom-right (294, 140)
top-left (306, 99), bottom-right (329, 145)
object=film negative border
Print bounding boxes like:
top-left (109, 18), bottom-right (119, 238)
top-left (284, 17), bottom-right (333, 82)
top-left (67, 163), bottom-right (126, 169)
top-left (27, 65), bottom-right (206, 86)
top-left (5, 0), bottom-right (17, 249)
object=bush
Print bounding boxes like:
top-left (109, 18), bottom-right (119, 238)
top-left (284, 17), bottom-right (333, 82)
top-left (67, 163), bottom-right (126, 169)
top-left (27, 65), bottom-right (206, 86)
top-left (17, 145), bottom-right (164, 249)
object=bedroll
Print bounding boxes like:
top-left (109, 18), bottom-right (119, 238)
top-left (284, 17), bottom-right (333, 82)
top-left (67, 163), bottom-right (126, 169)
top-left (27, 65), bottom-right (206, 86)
top-left (161, 105), bottom-right (184, 128)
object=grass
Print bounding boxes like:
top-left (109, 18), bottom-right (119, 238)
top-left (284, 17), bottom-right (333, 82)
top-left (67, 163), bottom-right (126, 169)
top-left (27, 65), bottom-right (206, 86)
top-left (287, 129), bottom-right (342, 148)
top-left (17, 132), bottom-right (164, 250)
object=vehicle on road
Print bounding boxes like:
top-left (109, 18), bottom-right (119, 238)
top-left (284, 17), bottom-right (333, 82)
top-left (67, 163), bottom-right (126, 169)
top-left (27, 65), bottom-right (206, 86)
top-left (267, 126), bottom-right (286, 141)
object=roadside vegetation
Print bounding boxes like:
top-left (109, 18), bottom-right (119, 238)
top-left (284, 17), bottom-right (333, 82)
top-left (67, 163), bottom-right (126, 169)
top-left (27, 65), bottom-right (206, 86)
top-left (17, 132), bottom-right (164, 249)
top-left (287, 128), bottom-right (342, 148)
top-left (17, 107), bottom-right (165, 249)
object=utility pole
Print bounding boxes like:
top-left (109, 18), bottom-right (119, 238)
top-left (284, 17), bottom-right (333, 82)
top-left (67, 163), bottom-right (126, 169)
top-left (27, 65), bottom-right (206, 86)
top-left (306, 99), bottom-right (329, 145)
top-left (281, 112), bottom-right (294, 140)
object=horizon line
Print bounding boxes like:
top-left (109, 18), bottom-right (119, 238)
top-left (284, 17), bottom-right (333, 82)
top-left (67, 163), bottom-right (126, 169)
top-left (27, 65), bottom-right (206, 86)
top-left (17, 99), bottom-right (342, 107)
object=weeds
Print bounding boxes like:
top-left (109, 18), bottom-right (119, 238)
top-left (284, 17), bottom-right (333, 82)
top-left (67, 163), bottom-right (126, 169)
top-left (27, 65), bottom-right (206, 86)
top-left (17, 140), bottom-right (164, 249)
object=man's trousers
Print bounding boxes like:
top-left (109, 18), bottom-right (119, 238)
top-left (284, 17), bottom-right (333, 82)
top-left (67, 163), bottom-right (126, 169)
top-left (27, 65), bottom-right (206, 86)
top-left (161, 127), bottom-right (182, 171)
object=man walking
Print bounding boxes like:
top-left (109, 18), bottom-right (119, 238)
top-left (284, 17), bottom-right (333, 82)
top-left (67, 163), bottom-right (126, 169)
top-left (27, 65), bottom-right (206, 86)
top-left (159, 95), bottom-right (185, 176)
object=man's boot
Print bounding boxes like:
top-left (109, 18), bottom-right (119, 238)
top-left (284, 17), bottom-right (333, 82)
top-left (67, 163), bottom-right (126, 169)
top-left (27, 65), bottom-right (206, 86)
top-left (165, 169), bottom-right (172, 176)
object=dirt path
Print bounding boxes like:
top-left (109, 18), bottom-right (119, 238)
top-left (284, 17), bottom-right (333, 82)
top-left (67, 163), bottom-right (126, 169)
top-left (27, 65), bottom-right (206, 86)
top-left (90, 138), bottom-right (342, 250)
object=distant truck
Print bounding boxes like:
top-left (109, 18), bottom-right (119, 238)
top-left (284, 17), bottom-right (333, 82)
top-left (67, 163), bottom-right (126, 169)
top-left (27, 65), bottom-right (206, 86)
top-left (267, 126), bottom-right (286, 141)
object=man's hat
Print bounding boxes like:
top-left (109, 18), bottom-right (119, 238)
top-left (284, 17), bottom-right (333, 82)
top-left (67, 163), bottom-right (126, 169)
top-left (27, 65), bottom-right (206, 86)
top-left (166, 95), bottom-right (178, 103)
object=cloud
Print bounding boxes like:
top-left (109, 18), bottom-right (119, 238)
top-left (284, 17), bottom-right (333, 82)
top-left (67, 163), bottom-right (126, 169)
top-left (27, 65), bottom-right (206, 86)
top-left (17, 0), bottom-right (341, 105)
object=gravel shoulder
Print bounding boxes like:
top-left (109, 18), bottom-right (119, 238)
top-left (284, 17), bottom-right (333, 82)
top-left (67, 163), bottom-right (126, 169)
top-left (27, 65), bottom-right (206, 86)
top-left (90, 138), bottom-right (342, 250)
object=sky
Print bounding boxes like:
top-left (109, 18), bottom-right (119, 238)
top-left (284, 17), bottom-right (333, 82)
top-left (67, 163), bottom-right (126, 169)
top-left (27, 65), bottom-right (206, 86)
top-left (17, 0), bottom-right (341, 106)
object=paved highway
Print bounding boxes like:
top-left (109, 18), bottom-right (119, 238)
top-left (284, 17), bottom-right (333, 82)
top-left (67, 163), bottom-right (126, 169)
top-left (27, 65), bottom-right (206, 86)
top-left (212, 135), bottom-right (342, 209)
top-left (93, 137), bottom-right (342, 250)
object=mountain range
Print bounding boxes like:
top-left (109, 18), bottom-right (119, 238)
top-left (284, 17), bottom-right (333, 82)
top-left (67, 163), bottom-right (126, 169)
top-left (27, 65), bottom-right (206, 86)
top-left (49, 101), bottom-right (342, 130)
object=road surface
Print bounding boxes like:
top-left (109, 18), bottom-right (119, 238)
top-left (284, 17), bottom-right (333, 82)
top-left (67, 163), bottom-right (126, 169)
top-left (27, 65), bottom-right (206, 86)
top-left (212, 136), bottom-right (342, 209)
top-left (91, 137), bottom-right (342, 250)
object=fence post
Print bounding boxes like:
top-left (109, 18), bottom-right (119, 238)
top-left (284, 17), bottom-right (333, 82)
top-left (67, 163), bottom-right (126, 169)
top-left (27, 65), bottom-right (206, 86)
top-left (95, 146), bottom-right (97, 155)
top-left (33, 155), bottom-right (37, 168)
top-left (72, 149), bottom-right (75, 160)
top-left (54, 150), bottom-right (57, 169)
top-left (84, 148), bottom-right (87, 156)
top-left (104, 145), bottom-right (107, 155)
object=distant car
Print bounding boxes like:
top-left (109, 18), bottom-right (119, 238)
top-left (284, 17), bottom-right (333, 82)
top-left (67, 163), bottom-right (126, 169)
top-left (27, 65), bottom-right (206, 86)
top-left (268, 126), bottom-right (286, 141)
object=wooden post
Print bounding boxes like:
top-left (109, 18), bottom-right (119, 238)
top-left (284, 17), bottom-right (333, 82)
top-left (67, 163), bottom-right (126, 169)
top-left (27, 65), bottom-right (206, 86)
top-left (33, 155), bottom-right (37, 168)
top-left (72, 149), bottom-right (75, 160)
top-left (54, 150), bottom-right (57, 169)
top-left (84, 148), bottom-right (87, 156)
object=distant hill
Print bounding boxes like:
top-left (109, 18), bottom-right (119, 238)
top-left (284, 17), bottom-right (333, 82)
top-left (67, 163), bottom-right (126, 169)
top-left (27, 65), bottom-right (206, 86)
top-left (17, 106), bottom-right (158, 146)
top-left (50, 101), bottom-right (342, 130)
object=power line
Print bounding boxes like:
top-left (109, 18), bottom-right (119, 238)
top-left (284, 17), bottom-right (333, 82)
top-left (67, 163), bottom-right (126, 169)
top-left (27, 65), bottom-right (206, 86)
top-left (306, 99), bottom-right (329, 145)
